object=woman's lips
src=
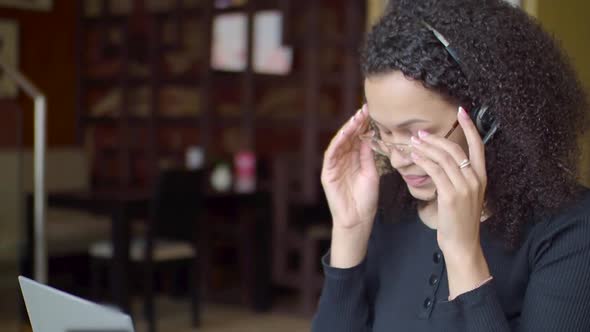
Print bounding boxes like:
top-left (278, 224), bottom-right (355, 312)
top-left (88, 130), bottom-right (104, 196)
top-left (402, 175), bottom-right (431, 187)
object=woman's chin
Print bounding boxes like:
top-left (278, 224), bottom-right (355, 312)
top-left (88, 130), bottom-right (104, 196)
top-left (407, 185), bottom-right (437, 202)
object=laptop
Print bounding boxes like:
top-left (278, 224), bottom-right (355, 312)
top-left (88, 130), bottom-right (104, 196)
top-left (18, 276), bottom-right (135, 332)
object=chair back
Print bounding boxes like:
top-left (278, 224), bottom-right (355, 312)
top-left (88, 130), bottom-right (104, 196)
top-left (150, 169), bottom-right (204, 242)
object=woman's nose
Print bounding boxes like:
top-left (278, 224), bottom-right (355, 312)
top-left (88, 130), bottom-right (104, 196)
top-left (389, 151), bottom-right (413, 170)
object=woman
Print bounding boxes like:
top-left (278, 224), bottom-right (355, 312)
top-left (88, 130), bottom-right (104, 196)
top-left (312, 0), bottom-right (590, 331)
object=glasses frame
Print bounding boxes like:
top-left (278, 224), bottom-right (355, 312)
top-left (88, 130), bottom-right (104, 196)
top-left (359, 119), bottom-right (459, 158)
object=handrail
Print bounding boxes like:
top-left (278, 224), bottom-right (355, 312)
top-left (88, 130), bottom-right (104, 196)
top-left (0, 59), bottom-right (47, 284)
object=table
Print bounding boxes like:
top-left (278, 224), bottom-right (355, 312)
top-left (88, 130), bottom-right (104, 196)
top-left (26, 189), bottom-right (271, 316)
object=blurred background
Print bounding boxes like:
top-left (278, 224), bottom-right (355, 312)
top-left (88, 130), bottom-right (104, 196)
top-left (0, 0), bottom-right (587, 331)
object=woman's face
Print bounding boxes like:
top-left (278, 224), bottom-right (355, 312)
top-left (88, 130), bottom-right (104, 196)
top-left (364, 71), bottom-right (468, 202)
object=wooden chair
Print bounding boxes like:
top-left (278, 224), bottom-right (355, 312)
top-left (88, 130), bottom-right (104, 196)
top-left (89, 169), bottom-right (203, 330)
top-left (271, 154), bottom-right (332, 314)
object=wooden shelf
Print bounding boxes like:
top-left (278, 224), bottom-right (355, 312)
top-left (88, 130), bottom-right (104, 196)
top-left (84, 67), bottom-right (348, 91)
top-left (83, 114), bottom-right (340, 131)
top-left (100, 146), bottom-right (145, 156)
top-left (211, 70), bottom-right (354, 88)
top-left (86, 77), bottom-right (148, 88)
top-left (84, 16), bottom-right (127, 26)
top-left (83, 115), bottom-right (308, 128)
top-left (158, 116), bottom-right (201, 125)
top-left (213, 6), bottom-right (250, 14)
top-left (254, 117), bottom-right (302, 128)
top-left (83, 115), bottom-right (202, 125)
top-left (213, 3), bottom-right (279, 14)
top-left (82, 116), bottom-right (120, 125)
top-left (84, 8), bottom-right (204, 25)
top-left (212, 70), bottom-right (299, 80)
top-left (290, 36), bottom-right (359, 50)
top-left (153, 8), bottom-right (204, 21)
top-left (209, 114), bottom-right (342, 130)
top-left (161, 76), bottom-right (201, 86)
top-left (209, 115), bottom-right (303, 128)
top-left (86, 75), bottom-right (200, 88)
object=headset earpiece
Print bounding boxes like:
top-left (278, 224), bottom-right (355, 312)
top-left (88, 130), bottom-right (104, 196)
top-left (469, 104), bottom-right (499, 144)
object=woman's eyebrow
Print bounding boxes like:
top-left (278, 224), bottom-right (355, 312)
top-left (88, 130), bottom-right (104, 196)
top-left (371, 117), bottom-right (429, 129)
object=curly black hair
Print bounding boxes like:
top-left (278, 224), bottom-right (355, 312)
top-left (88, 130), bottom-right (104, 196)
top-left (363, 0), bottom-right (588, 249)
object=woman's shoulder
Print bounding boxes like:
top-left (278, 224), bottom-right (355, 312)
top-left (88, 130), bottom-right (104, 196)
top-left (544, 186), bottom-right (590, 223)
top-left (528, 186), bottom-right (590, 246)
top-left (515, 186), bottom-right (590, 275)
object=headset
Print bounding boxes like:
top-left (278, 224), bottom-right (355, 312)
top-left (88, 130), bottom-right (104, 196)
top-left (421, 21), bottom-right (499, 144)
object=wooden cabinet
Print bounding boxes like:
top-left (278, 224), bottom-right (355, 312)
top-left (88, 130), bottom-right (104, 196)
top-left (76, 0), bottom-right (365, 196)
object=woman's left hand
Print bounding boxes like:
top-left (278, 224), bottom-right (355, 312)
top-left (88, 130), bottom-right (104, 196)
top-left (409, 106), bottom-right (490, 298)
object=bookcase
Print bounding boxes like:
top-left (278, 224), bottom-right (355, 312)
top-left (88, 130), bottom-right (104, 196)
top-left (76, 0), bottom-right (365, 199)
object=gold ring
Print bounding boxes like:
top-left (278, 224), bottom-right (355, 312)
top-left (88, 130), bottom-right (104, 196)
top-left (459, 159), bottom-right (471, 169)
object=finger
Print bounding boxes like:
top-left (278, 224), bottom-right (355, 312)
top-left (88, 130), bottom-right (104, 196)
top-left (416, 130), bottom-right (479, 182)
top-left (324, 105), bottom-right (368, 169)
top-left (336, 105), bottom-right (370, 153)
top-left (324, 107), bottom-right (361, 158)
top-left (411, 135), bottom-right (468, 189)
top-left (410, 151), bottom-right (454, 194)
top-left (359, 138), bottom-right (377, 176)
top-left (457, 106), bottom-right (487, 179)
top-left (333, 108), bottom-right (369, 159)
top-left (349, 104), bottom-right (370, 137)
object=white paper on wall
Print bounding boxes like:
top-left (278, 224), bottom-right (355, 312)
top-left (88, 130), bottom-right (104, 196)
top-left (211, 10), bottom-right (293, 75)
top-left (253, 10), bottom-right (293, 75)
top-left (211, 13), bottom-right (247, 72)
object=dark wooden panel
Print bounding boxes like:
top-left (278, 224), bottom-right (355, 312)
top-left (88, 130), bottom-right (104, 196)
top-left (0, 1), bottom-right (78, 147)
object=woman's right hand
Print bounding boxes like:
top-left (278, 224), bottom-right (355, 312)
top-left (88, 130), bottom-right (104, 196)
top-left (321, 104), bottom-right (380, 267)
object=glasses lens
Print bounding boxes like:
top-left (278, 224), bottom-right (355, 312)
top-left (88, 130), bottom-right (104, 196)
top-left (358, 129), bottom-right (414, 158)
top-left (394, 144), bottom-right (412, 157)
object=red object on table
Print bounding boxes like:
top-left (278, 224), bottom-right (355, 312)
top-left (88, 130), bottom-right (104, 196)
top-left (234, 151), bottom-right (256, 193)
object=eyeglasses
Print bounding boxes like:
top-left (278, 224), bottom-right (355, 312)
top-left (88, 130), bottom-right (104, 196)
top-left (358, 119), bottom-right (459, 158)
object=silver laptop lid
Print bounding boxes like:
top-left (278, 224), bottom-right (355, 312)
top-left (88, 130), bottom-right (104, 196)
top-left (18, 276), bottom-right (134, 332)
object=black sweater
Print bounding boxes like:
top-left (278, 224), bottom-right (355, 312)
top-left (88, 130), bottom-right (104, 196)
top-left (312, 189), bottom-right (590, 331)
